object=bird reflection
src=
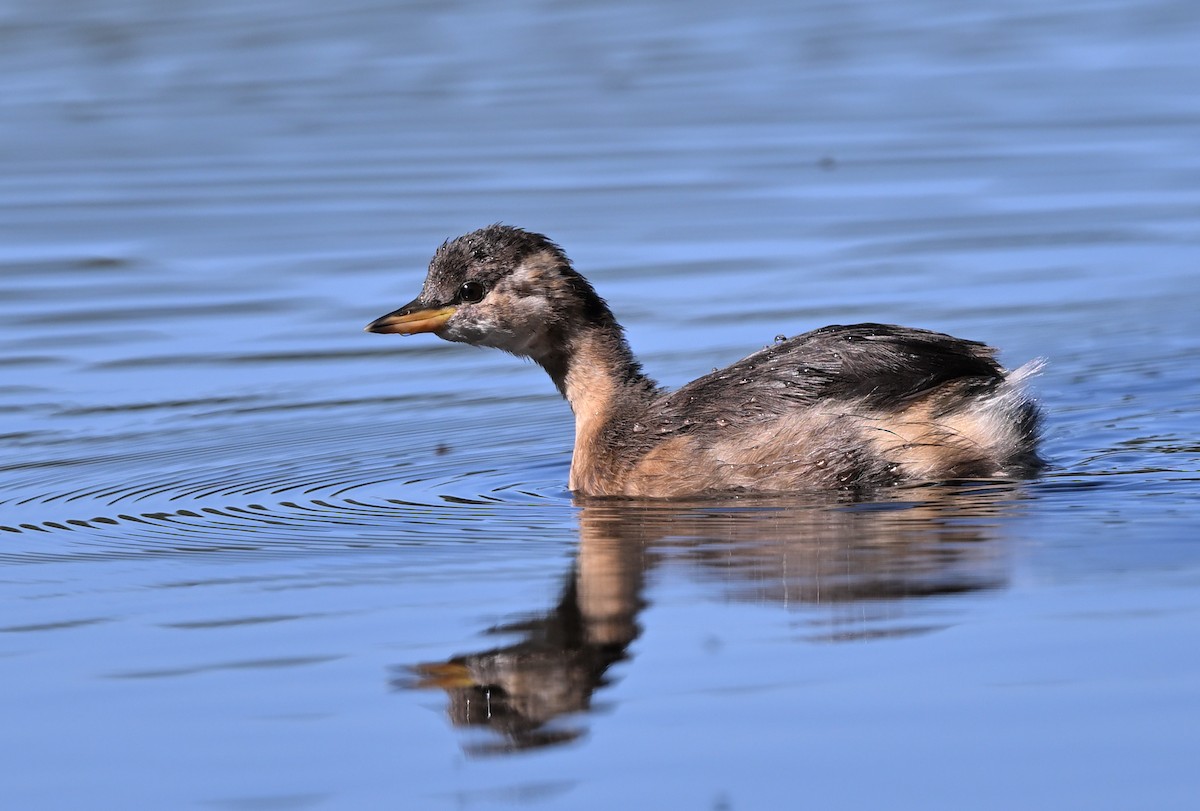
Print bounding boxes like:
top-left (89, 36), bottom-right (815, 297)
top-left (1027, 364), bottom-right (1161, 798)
top-left (398, 534), bottom-right (647, 754)
top-left (398, 484), bottom-right (1024, 755)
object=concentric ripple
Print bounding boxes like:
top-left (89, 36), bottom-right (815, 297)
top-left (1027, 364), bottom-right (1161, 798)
top-left (0, 390), bottom-right (576, 563)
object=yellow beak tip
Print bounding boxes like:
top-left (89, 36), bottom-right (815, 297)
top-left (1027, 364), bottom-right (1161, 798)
top-left (366, 306), bottom-right (456, 335)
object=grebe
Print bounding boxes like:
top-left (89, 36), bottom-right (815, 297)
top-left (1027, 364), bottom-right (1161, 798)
top-left (367, 225), bottom-right (1041, 497)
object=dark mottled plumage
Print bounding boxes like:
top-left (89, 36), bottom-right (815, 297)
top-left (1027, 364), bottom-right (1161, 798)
top-left (368, 225), bottom-right (1042, 497)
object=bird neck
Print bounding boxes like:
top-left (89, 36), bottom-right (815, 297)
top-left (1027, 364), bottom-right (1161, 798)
top-left (541, 322), bottom-right (654, 410)
top-left (535, 324), bottom-right (656, 494)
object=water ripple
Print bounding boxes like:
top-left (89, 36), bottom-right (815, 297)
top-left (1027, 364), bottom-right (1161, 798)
top-left (0, 388), bottom-right (575, 563)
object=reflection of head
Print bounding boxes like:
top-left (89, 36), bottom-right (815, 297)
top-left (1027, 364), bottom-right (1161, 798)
top-left (398, 541), bottom-right (647, 755)
top-left (402, 653), bottom-right (590, 754)
top-left (401, 484), bottom-right (1023, 753)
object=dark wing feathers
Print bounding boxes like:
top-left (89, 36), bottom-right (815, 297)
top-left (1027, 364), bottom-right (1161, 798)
top-left (796, 324), bottom-right (1002, 405)
top-left (653, 324), bottom-right (1004, 433)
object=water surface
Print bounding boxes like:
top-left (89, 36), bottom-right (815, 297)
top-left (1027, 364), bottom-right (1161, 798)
top-left (2, 1), bottom-right (1199, 808)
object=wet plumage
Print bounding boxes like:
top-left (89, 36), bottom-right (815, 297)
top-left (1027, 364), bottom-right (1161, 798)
top-left (367, 225), bottom-right (1042, 497)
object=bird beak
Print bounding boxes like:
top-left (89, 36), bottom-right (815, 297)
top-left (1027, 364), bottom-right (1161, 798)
top-left (365, 298), bottom-right (457, 335)
top-left (410, 661), bottom-right (476, 689)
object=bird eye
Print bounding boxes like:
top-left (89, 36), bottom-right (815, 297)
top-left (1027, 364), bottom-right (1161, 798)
top-left (458, 281), bottom-right (487, 304)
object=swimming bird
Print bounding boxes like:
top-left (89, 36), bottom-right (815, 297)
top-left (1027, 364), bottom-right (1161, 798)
top-left (366, 225), bottom-right (1041, 497)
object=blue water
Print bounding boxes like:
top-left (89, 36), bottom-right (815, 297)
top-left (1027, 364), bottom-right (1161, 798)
top-left (2, 1), bottom-right (1199, 808)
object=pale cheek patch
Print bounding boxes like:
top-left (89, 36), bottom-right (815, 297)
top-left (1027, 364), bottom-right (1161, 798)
top-left (442, 310), bottom-right (496, 344)
top-left (441, 288), bottom-right (551, 357)
top-left (506, 253), bottom-right (562, 295)
top-left (505, 264), bottom-right (545, 295)
top-left (484, 273), bottom-right (559, 357)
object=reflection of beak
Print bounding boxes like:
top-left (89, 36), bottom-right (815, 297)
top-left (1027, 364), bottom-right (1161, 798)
top-left (411, 661), bottom-right (476, 689)
top-left (365, 299), bottom-right (456, 335)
